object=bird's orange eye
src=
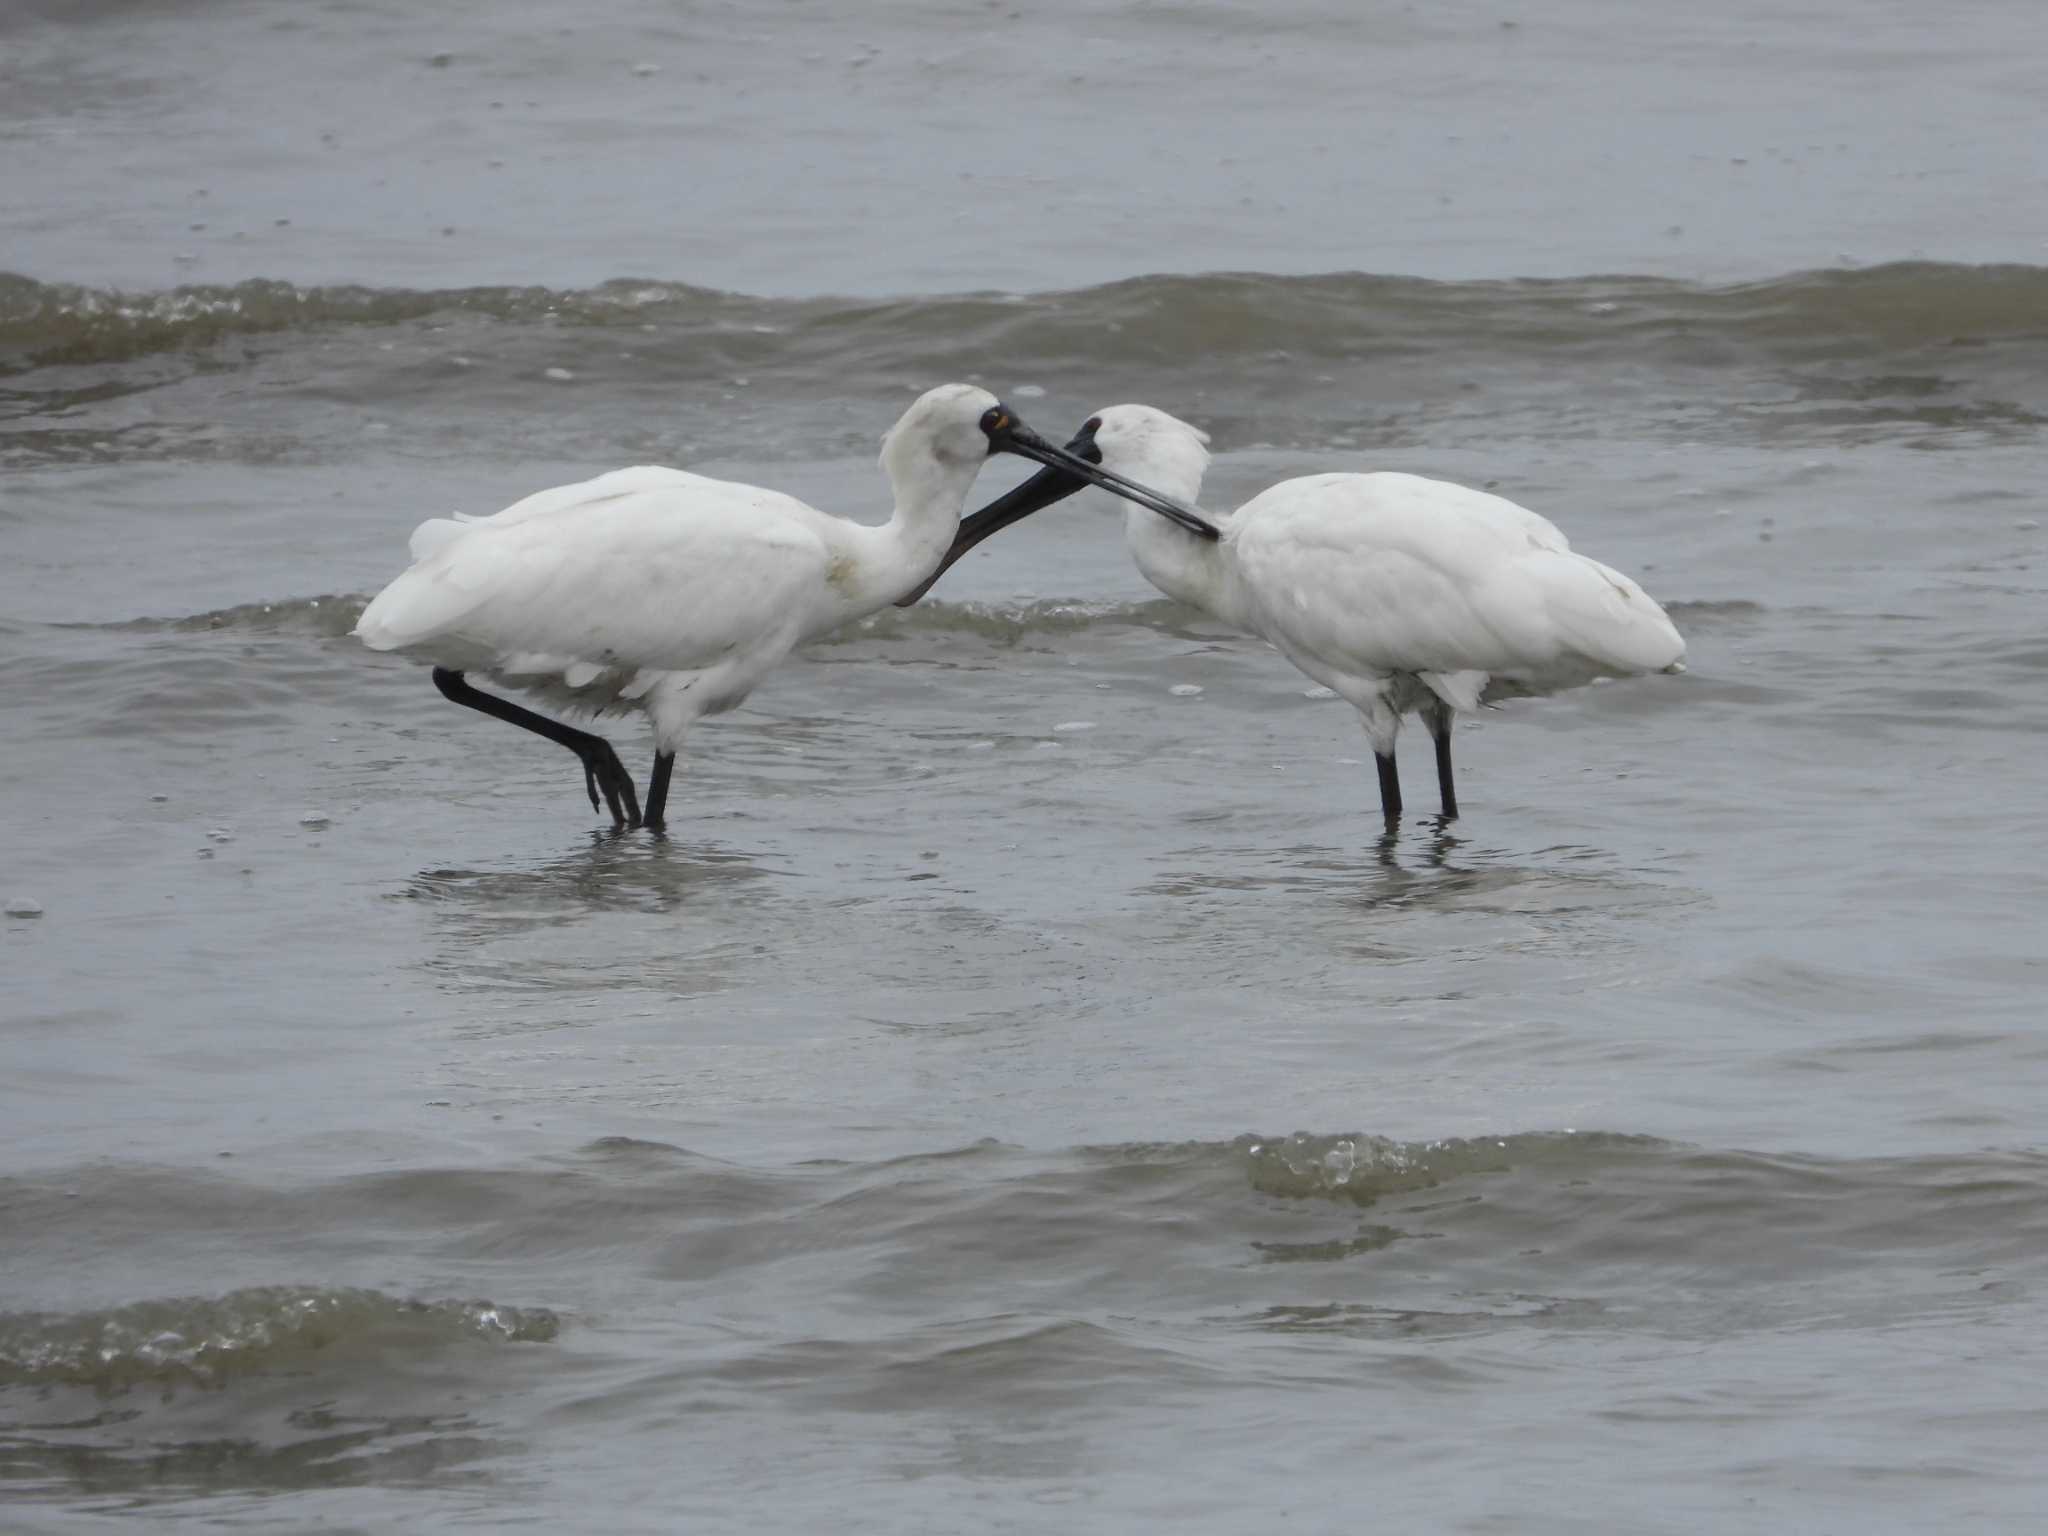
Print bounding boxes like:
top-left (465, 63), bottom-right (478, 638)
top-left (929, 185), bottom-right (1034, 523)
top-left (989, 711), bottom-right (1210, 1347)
top-left (981, 406), bottom-right (1009, 434)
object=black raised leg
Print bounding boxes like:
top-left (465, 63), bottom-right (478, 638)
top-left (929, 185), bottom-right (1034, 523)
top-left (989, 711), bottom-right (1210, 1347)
top-left (1423, 700), bottom-right (1458, 821)
top-left (430, 667), bottom-right (642, 828)
top-left (643, 752), bottom-right (676, 833)
top-left (1375, 752), bottom-right (1402, 824)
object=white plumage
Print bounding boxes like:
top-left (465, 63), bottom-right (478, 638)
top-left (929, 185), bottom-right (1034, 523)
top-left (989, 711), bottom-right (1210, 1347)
top-left (928, 403), bottom-right (1685, 821)
top-left (363, 465), bottom-right (840, 725)
top-left (356, 383), bottom-right (1186, 831)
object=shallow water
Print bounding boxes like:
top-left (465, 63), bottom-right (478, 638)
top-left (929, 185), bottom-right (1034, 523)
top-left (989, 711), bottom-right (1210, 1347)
top-left (5, 1), bottom-right (2048, 1531)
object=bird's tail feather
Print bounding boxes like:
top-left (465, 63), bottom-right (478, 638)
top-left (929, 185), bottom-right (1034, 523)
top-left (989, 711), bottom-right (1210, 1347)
top-left (408, 515), bottom-right (474, 561)
top-left (1535, 554), bottom-right (1688, 675)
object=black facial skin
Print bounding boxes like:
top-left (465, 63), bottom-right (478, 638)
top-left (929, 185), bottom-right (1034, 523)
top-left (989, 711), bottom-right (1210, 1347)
top-left (907, 412), bottom-right (1218, 606)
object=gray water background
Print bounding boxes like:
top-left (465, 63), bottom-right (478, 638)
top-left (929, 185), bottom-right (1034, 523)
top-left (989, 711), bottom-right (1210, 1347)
top-left (4, 1), bottom-right (2048, 1530)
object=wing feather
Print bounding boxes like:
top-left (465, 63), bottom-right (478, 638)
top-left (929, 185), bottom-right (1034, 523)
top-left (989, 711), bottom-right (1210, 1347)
top-left (1233, 472), bottom-right (1682, 684)
top-left (357, 475), bottom-right (831, 676)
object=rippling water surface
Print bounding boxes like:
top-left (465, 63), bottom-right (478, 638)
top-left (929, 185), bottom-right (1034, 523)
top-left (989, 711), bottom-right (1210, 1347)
top-left (5, 1), bottom-right (2048, 1531)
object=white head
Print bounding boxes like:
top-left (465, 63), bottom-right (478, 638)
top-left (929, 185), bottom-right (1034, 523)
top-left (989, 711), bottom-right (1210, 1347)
top-left (1079, 404), bottom-right (1231, 616)
top-left (878, 383), bottom-right (1005, 483)
top-left (1086, 404), bottom-right (1212, 508)
top-left (874, 385), bottom-right (1216, 530)
top-left (883, 395), bottom-right (1225, 606)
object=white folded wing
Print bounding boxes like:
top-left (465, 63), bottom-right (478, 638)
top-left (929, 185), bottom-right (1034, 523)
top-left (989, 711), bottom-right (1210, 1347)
top-left (1232, 471), bottom-right (1685, 697)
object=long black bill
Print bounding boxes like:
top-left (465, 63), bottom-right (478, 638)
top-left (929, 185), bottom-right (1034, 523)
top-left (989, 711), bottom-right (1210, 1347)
top-left (1001, 419), bottom-right (1217, 539)
top-left (897, 418), bottom-right (1219, 607)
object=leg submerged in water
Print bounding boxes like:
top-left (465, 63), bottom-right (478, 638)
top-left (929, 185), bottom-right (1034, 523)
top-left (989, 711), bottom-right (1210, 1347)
top-left (643, 752), bottom-right (677, 833)
top-left (1375, 752), bottom-right (1402, 824)
top-left (1423, 699), bottom-right (1458, 821)
top-left (430, 667), bottom-right (642, 827)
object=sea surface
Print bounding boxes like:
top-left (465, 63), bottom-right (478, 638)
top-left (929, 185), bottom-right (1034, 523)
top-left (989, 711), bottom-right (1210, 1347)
top-left (4, 1), bottom-right (2047, 1531)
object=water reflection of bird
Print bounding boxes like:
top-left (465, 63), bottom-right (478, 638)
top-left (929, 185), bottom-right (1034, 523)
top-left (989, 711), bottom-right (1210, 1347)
top-left (356, 386), bottom-right (1207, 832)
top-left (911, 404), bottom-right (1686, 824)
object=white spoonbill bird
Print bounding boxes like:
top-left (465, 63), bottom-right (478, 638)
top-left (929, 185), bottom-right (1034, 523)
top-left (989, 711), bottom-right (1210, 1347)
top-left (905, 404), bottom-right (1684, 823)
top-left (354, 384), bottom-right (1211, 831)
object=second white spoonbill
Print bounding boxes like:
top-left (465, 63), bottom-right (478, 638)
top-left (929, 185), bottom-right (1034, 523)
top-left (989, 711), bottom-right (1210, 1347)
top-left (906, 403), bottom-right (1684, 823)
top-left (354, 384), bottom-right (1210, 831)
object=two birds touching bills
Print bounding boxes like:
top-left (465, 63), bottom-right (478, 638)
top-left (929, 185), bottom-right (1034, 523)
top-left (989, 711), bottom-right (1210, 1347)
top-left (355, 384), bottom-right (1687, 834)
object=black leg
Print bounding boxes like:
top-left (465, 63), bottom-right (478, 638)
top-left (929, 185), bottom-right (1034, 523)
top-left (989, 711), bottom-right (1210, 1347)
top-left (1375, 752), bottom-right (1402, 824)
top-left (644, 752), bottom-right (676, 833)
top-left (430, 667), bottom-right (642, 828)
top-left (1424, 701), bottom-right (1458, 821)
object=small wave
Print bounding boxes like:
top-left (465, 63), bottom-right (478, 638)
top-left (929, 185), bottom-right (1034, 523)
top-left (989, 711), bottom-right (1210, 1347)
top-left (85, 593), bottom-right (1210, 644)
top-left (1662, 598), bottom-right (1765, 622)
top-left (76, 594), bottom-right (371, 638)
top-left (0, 1286), bottom-right (558, 1391)
top-left (1234, 1129), bottom-right (1665, 1202)
top-left (6, 261), bottom-right (2044, 374)
top-left (103, 592), bottom-right (1748, 651)
top-left (0, 272), bottom-right (742, 371)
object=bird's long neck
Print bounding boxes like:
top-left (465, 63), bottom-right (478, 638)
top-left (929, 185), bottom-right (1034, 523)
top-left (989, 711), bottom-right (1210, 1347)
top-left (1094, 421), bottom-right (1249, 628)
top-left (1126, 506), bottom-right (1246, 625)
top-left (815, 446), bottom-right (984, 628)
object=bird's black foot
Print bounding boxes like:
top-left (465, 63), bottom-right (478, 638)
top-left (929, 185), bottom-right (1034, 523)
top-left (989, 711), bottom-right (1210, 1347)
top-left (429, 668), bottom-right (644, 828)
top-left (576, 739), bottom-right (643, 828)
